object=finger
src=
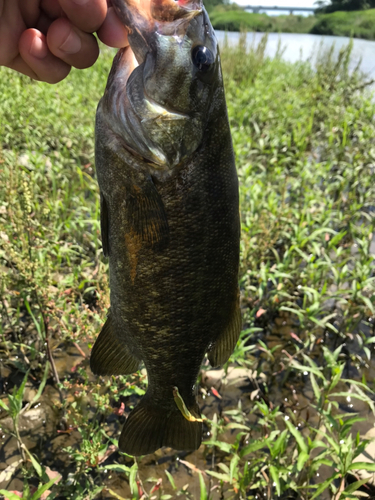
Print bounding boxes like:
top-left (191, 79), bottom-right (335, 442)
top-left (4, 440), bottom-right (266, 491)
top-left (41, 0), bottom-right (65, 19)
top-left (36, 13), bottom-right (54, 35)
top-left (18, 29), bottom-right (71, 83)
top-left (57, 0), bottom-right (107, 33)
top-left (8, 55), bottom-right (39, 81)
top-left (47, 18), bottom-right (99, 69)
top-left (19, 1), bottom-right (41, 27)
top-left (97, 6), bottom-right (129, 48)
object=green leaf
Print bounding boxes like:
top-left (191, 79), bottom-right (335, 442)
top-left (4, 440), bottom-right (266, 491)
top-left (0, 491), bottom-right (23, 500)
top-left (329, 363), bottom-right (345, 391)
top-left (0, 399), bottom-right (9, 412)
top-left (165, 470), bottom-right (176, 490)
top-left (342, 477), bottom-right (370, 494)
top-left (269, 465), bottom-right (280, 496)
top-left (341, 417), bottom-right (366, 438)
top-left (358, 293), bottom-right (374, 314)
top-left (341, 379), bottom-right (374, 394)
top-left (328, 230), bottom-right (347, 249)
top-left (324, 434), bottom-right (340, 455)
top-left (15, 371), bottom-right (29, 403)
top-left (285, 419), bottom-right (308, 454)
top-left (101, 464), bottom-right (131, 474)
top-left (311, 472), bottom-right (340, 500)
top-left (313, 458), bottom-right (337, 467)
top-left (291, 360), bottom-right (324, 379)
top-left (330, 393), bottom-right (372, 405)
top-left (280, 307), bottom-right (305, 322)
top-left (225, 423), bottom-right (251, 431)
top-left (107, 489), bottom-right (128, 500)
top-left (307, 227), bottom-right (337, 242)
top-left (203, 440), bottom-right (232, 454)
top-left (205, 470), bottom-right (230, 482)
top-left (30, 477), bottom-right (59, 500)
top-left (199, 472), bottom-right (207, 500)
top-left (311, 441), bottom-right (327, 450)
top-left (22, 445), bottom-right (43, 477)
top-left (230, 455), bottom-right (240, 482)
top-left (8, 395), bottom-right (20, 420)
top-left (26, 363), bottom-right (49, 412)
top-left (310, 374), bottom-right (321, 404)
top-left (218, 463), bottom-right (230, 474)
top-left (297, 451), bottom-right (310, 471)
top-left (349, 462), bottom-right (375, 472)
top-left (129, 462), bottom-right (138, 497)
top-left (23, 299), bottom-right (44, 340)
top-left (271, 429), bottom-right (288, 459)
top-left (173, 386), bottom-right (204, 422)
top-left (364, 346), bottom-right (371, 361)
top-left (240, 439), bottom-right (266, 457)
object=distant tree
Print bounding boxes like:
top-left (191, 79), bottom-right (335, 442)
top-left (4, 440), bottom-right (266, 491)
top-left (315, 0), bottom-right (375, 13)
top-left (210, 2), bottom-right (244, 12)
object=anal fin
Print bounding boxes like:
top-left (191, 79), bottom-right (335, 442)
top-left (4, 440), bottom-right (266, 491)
top-left (90, 313), bottom-right (140, 376)
top-left (208, 297), bottom-right (242, 368)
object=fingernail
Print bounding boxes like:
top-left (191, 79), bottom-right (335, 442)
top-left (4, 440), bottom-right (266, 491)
top-left (29, 36), bottom-right (49, 59)
top-left (71, 0), bottom-right (90, 4)
top-left (59, 29), bottom-right (82, 54)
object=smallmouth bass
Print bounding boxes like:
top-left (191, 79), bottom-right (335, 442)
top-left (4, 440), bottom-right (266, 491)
top-left (90, 0), bottom-right (241, 456)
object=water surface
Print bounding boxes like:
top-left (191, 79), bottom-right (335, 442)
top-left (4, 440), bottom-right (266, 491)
top-left (216, 31), bottom-right (375, 80)
top-left (246, 8), bottom-right (315, 16)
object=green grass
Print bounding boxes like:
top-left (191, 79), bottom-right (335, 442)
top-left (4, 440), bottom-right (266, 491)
top-left (210, 7), bottom-right (375, 40)
top-left (1, 37), bottom-right (375, 499)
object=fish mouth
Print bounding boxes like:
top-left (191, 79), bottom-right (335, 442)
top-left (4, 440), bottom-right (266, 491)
top-left (113, 0), bottom-right (202, 22)
top-left (112, 0), bottom-right (203, 62)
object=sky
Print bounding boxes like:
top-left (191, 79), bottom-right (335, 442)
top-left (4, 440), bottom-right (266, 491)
top-left (235, 0), bottom-right (317, 7)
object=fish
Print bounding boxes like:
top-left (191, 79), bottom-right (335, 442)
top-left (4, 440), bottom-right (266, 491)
top-left (90, 0), bottom-right (241, 456)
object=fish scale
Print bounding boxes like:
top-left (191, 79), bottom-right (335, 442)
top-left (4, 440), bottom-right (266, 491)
top-left (90, 0), bottom-right (241, 456)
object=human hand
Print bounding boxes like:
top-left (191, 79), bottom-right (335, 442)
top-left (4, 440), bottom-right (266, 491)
top-left (0, 0), bottom-right (129, 83)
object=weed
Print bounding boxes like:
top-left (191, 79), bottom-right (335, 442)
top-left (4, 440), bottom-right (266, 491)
top-left (1, 37), bottom-right (375, 499)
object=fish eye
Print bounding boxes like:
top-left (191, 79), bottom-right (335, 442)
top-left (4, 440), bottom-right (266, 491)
top-left (192, 46), bottom-right (214, 72)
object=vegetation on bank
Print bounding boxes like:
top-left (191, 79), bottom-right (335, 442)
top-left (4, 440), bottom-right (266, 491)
top-left (312, 8), bottom-right (375, 38)
top-left (1, 37), bottom-right (375, 499)
top-left (210, 7), bottom-right (375, 40)
top-left (209, 10), bottom-right (316, 34)
top-left (316, 0), bottom-right (375, 14)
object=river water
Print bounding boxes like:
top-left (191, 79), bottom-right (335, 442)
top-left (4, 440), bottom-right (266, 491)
top-left (216, 31), bottom-right (375, 80)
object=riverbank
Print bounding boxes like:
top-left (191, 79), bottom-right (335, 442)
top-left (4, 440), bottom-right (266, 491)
top-left (1, 38), bottom-right (375, 499)
top-left (210, 8), bottom-right (375, 40)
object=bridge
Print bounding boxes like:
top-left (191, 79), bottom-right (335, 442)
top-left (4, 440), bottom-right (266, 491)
top-left (244, 5), bottom-right (315, 14)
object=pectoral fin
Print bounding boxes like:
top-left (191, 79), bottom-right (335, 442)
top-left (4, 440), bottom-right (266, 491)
top-left (208, 298), bottom-right (242, 368)
top-left (100, 192), bottom-right (110, 257)
top-left (127, 176), bottom-right (169, 249)
top-left (90, 313), bottom-right (140, 375)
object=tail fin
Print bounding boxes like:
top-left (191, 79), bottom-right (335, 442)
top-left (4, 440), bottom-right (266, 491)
top-left (119, 392), bottom-right (202, 456)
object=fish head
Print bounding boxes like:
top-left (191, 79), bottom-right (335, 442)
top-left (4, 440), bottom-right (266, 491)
top-left (104, 0), bottom-right (221, 170)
